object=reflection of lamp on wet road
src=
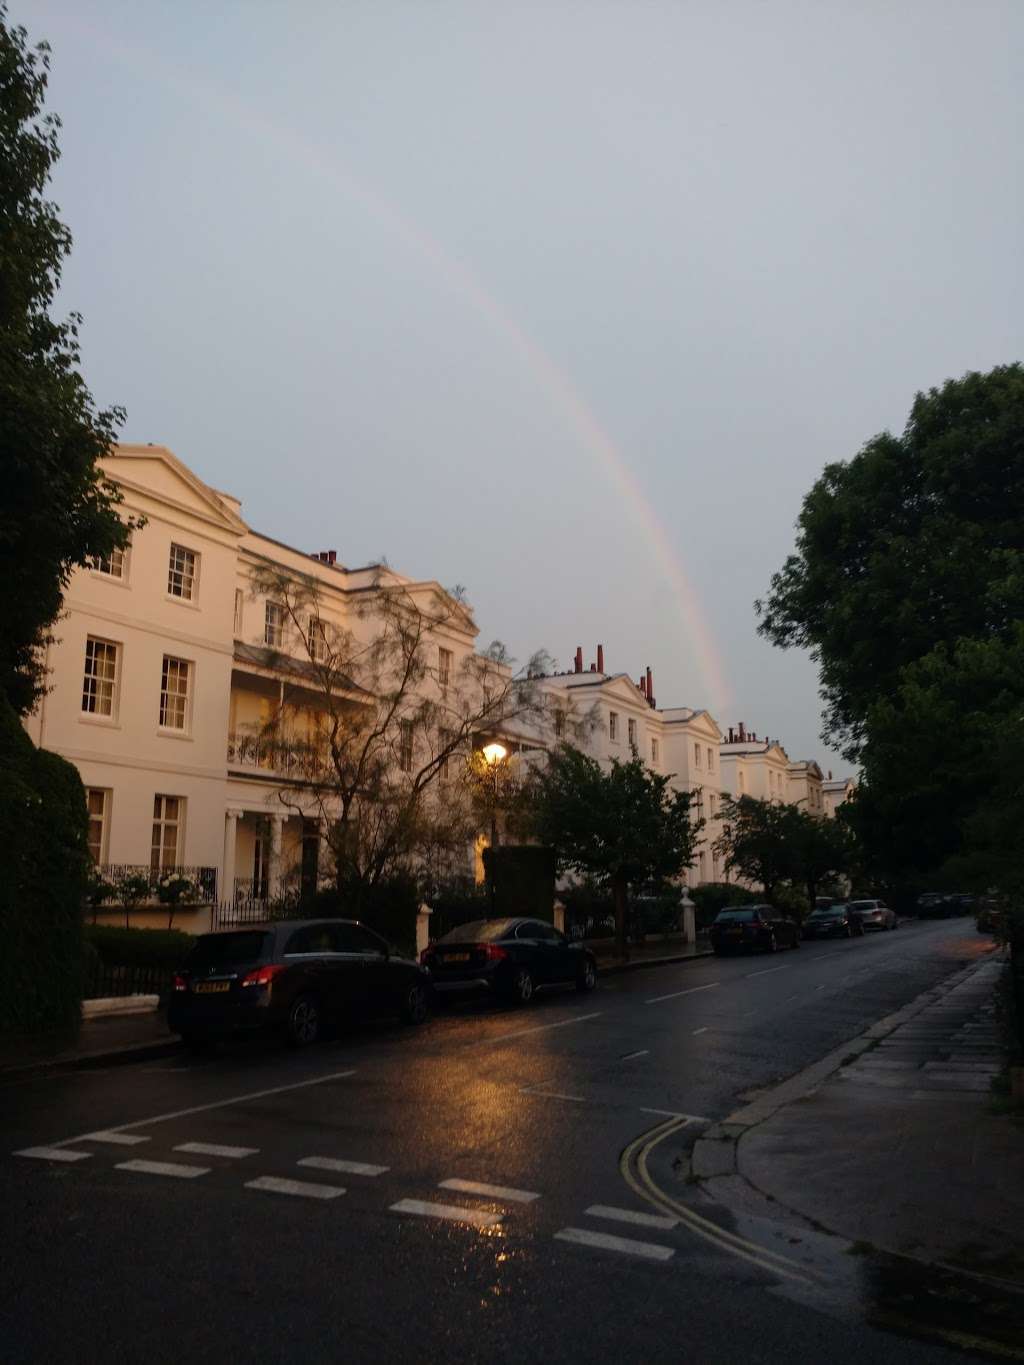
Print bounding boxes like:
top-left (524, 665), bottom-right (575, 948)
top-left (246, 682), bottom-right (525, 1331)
top-left (482, 741), bottom-right (508, 914)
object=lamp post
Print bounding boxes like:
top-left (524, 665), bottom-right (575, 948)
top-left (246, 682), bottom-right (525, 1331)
top-left (481, 741), bottom-right (508, 915)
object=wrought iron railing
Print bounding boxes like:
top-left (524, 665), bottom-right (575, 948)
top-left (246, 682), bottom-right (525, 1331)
top-left (83, 960), bottom-right (175, 1000)
top-left (90, 864), bottom-right (218, 905)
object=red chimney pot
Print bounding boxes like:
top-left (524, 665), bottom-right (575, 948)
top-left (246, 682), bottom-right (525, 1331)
top-left (597, 644), bottom-right (605, 674)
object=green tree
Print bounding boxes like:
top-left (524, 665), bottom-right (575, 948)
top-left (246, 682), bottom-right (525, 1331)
top-left (757, 365), bottom-right (1024, 762)
top-left (524, 745), bottom-right (702, 956)
top-left (713, 795), bottom-right (794, 902)
top-left (784, 806), bottom-right (854, 913)
top-left (1, 7), bottom-right (133, 713)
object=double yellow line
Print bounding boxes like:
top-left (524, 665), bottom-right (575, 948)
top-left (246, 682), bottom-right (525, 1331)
top-left (619, 1116), bottom-right (818, 1285)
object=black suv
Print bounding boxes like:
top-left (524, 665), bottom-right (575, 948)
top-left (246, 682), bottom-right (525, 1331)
top-left (709, 905), bottom-right (801, 954)
top-left (169, 919), bottom-right (431, 1047)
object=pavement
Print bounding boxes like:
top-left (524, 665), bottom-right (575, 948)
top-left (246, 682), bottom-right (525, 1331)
top-left (689, 953), bottom-right (1024, 1286)
top-left (1, 917), bottom-right (1011, 1364)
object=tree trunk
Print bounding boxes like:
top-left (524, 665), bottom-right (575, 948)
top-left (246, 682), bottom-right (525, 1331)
top-left (612, 870), bottom-right (629, 960)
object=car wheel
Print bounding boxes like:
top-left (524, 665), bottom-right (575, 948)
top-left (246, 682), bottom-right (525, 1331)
top-left (400, 982), bottom-right (430, 1025)
top-left (577, 959), bottom-right (598, 993)
top-left (285, 993), bottom-right (321, 1047)
top-left (507, 968), bottom-right (535, 1006)
top-left (767, 933), bottom-right (778, 953)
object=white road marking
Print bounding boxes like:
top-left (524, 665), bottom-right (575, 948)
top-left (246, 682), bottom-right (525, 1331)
top-left (692, 1027), bottom-right (709, 1035)
top-left (585, 1204), bottom-right (678, 1231)
top-left (390, 1198), bottom-right (502, 1229)
top-left (621, 1050), bottom-right (650, 1061)
top-left (82, 1132), bottom-right (150, 1146)
top-left (520, 1087), bottom-right (587, 1103)
top-left (815, 984), bottom-right (827, 992)
top-left (246, 1175), bottom-right (345, 1200)
top-left (645, 982), bottom-right (719, 1005)
top-left (784, 994), bottom-right (800, 1003)
top-left (15, 1146), bottom-right (91, 1163)
top-left (640, 1108), bottom-right (709, 1123)
top-left (439, 1178), bottom-right (540, 1204)
top-left (116, 1159), bottom-right (209, 1179)
top-left (51, 1069), bottom-right (357, 1148)
top-left (555, 1227), bottom-right (674, 1261)
top-left (175, 1143), bottom-right (258, 1159)
top-left (298, 1157), bottom-right (389, 1177)
top-left (486, 1013), bottom-right (602, 1046)
top-left (745, 966), bottom-right (790, 979)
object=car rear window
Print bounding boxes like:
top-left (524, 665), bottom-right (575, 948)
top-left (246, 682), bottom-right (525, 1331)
top-left (849, 901), bottom-right (876, 909)
top-left (437, 919), bottom-right (518, 944)
top-left (715, 909), bottom-right (757, 922)
top-left (188, 931), bottom-right (272, 967)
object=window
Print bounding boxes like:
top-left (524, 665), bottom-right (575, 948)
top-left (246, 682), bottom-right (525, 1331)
top-left (708, 792), bottom-right (716, 817)
top-left (151, 795), bottom-right (183, 871)
top-left (438, 647), bottom-right (453, 687)
top-left (265, 601), bottom-right (285, 647)
top-left (86, 788), bottom-right (110, 863)
top-left (233, 589), bottom-right (244, 636)
top-left (609, 711), bottom-right (619, 741)
top-left (698, 852), bottom-right (706, 881)
top-left (628, 718), bottom-right (638, 749)
top-left (167, 543), bottom-right (198, 600)
top-left (82, 637), bottom-right (119, 717)
top-left (334, 923), bottom-right (387, 955)
top-left (309, 616), bottom-right (329, 663)
top-left (694, 742), bottom-right (702, 768)
top-left (439, 729), bottom-right (454, 781)
top-left (284, 924), bottom-right (336, 956)
top-left (399, 720), bottom-right (414, 773)
top-left (707, 746), bottom-right (714, 772)
top-left (159, 656), bottom-right (191, 730)
top-left (90, 546), bottom-right (127, 580)
top-left (651, 738), bottom-right (659, 764)
top-left (554, 710), bottom-right (566, 739)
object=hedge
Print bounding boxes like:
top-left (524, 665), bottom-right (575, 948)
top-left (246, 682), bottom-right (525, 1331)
top-left (482, 845), bottom-right (556, 921)
top-left (308, 878), bottom-right (420, 959)
top-left (84, 925), bottom-right (194, 969)
top-left (0, 698), bottom-right (88, 1034)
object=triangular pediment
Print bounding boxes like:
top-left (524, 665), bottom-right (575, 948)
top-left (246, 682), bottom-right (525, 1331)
top-left (103, 445), bottom-right (248, 535)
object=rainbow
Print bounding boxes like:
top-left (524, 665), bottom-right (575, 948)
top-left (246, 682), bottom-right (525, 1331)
top-left (63, 21), bottom-right (732, 713)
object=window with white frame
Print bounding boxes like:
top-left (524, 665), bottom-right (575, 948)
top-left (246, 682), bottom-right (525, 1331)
top-left (151, 795), bottom-right (184, 871)
top-left (609, 711), bottom-right (619, 741)
top-left (438, 729), bottom-right (454, 781)
top-left (708, 792), bottom-right (716, 817)
top-left (308, 616), bottom-right (329, 663)
top-left (82, 636), bottom-right (119, 717)
top-left (694, 742), bottom-right (702, 768)
top-left (707, 746), bottom-right (714, 771)
top-left (265, 601), bottom-right (285, 647)
top-left (651, 738), bottom-right (659, 764)
top-left (89, 545), bottom-right (127, 580)
top-left (234, 589), bottom-right (244, 636)
top-left (167, 543), bottom-right (198, 600)
top-left (628, 717), bottom-right (637, 749)
top-left (438, 647), bottom-right (453, 688)
top-left (86, 788), bottom-right (110, 863)
top-left (159, 655), bottom-right (191, 730)
top-left (399, 720), bottom-right (414, 773)
top-left (554, 709), bottom-right (566, 739)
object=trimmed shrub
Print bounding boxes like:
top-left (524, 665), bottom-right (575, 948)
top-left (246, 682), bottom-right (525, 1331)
top-left (307, 879), bottom-right (420, 958)
top-left (84, 925), bottom-right (194, 969)
top-left (0, 698), bottom-right (88, 1034)
top-left (483, 845), bottom-right (556, 921)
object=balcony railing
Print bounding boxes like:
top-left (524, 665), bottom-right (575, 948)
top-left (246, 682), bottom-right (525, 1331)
top-left (90, 864), bottom-right (218, 905)
top-left (227, 733), bottom-right (308, 777)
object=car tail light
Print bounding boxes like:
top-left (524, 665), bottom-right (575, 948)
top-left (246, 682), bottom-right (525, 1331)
top-left (173, 974), bottom-right (188, 992)
top-left (483, 944), bottom-right (508, 961)
top-left (240, 964), bottom-right (287, 988)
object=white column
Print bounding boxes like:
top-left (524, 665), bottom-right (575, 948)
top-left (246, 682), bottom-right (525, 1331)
top-left (268, 813), bottom-right (284, 901)
top-left (222, 810), bottom-right (243, 904)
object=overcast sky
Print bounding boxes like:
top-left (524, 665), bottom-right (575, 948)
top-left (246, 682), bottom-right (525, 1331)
top-left (32, 0), bottom-right (1024, 772)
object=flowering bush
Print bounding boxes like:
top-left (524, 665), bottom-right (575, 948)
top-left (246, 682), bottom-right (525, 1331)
top-left (156, 873), bottom-right (198, 906)
top-left (116, 872), bottom-right (151, 928)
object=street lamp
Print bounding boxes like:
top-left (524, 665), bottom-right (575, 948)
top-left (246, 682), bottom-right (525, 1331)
top-left (482, 741), bottom-right (508, 914)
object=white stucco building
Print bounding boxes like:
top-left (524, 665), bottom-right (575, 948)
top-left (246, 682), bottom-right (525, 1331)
top-left (822, 773), bottom-right (857, 819)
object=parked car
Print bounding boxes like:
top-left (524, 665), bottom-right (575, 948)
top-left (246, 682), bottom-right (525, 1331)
top-left (709, 905), bottom-right (801, 955)
top-left (847, 898), bottom-right (898, 931)
top-left (977, 899), bottom-right (1006, 935)
top-left (917, 892), bottom-right (956, 918)
top-left (421, 917), bottom-right (598, 1004)
top-left (168, 920), bottom-right (431, 1047)
top-left (801, 904), bottom-right (865, 939)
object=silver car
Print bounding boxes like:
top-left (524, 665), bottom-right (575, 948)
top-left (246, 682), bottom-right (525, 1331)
top-left (848, 898), bottom-right (898, 931)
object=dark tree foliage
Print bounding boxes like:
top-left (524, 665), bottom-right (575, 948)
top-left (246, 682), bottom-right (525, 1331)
top-left (524, 745), bottom-right (702, 955)
top-left (712, 795), bottom-right (795, 902)
top-left (1, 7), bottom-right (132, 713)
top-left (758, 365), bottom-right (1024, 762)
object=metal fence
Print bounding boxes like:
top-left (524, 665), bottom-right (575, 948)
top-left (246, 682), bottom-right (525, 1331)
top-left (94, 864), bottom-right (218, 904)
top-left (84, 960), bottom-right (174, 1001)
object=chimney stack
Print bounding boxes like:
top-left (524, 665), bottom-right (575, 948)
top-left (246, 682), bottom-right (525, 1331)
top-left (738, 721), bottom-right (746, 741)
top-left (597, 644), bottom-right (605, 674)
top-left (590, 662), bottom-right (596, 672)
top-left (574, 646), bottom-right (583, 674)
top-left (728, 726), bottom-right (735, 742)
top-left (646, 667), bottom-right (653, 708)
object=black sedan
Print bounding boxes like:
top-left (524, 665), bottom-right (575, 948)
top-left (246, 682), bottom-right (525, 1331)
top-left (801, 904), bottom-right (864, 939)
top-left (422, 917), bottom-right (598, 1005)
top-left (169, 919), bottom-right (431, 1047)
top-left (709, 905), bottom-right (801, 955)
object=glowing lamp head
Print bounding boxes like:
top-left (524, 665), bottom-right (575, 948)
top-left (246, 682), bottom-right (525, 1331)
top-left (481, 742), bottom-right (508, 766)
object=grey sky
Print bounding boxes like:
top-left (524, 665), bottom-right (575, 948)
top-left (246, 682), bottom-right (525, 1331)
top-left (33, 0), bottom-right (1024, 772)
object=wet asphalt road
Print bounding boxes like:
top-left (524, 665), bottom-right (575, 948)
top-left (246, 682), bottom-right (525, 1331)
top-left (2, 919), bottom-right (993, 1364)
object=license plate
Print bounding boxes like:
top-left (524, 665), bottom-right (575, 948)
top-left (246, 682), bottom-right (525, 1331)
top-left (194, 981), bottom-right (231, 994)
top-left (443, 953), bottom-right (471, 963)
